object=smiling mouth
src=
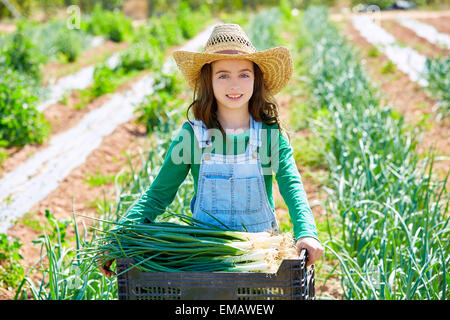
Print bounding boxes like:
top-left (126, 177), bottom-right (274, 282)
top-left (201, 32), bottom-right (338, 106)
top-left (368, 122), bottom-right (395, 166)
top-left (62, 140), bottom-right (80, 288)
top-left (226, 94), bottom-right (243, 100)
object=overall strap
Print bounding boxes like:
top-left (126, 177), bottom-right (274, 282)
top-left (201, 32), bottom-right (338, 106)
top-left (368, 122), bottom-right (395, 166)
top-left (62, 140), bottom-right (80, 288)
top-left (183, 120), bottom-right (212, 149)
top-left (248, 115), bottom-right (262, 156)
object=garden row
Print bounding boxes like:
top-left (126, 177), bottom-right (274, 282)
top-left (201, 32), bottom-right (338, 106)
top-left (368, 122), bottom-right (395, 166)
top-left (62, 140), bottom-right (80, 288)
top-left (296, 6), bottom-right (448, 299)
top-left (351, 14), bottom-right (449, 121)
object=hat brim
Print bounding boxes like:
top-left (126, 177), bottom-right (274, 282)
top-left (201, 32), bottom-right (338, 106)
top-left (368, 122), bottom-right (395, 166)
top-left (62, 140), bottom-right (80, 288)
top-left (172, 47), bottom-right (293, 95)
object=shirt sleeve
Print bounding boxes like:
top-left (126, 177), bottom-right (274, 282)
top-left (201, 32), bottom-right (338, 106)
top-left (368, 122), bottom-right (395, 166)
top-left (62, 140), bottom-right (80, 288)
top-left (120, 123), bottom-right (193, 224)
top-left (272, 127), bottom-right (320, 242)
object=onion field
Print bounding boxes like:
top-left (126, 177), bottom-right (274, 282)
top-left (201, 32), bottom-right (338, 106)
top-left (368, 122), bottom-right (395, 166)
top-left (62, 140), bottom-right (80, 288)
top-left (0, 0), bottom-right (448, 301)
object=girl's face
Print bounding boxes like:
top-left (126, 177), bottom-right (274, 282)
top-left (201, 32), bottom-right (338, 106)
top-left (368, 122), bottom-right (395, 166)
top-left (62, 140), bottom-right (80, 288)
top-left (211, 59), bottom-right (254, 113)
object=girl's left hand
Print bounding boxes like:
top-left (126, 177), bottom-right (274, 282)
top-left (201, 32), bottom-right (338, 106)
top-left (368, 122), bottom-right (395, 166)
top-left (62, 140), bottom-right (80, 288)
top-left (296, 237), bottom-right (324, 267)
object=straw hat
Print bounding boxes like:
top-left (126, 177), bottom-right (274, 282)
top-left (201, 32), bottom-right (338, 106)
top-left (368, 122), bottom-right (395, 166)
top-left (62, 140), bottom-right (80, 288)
top-left (172, 23), bottom-right (293, 95)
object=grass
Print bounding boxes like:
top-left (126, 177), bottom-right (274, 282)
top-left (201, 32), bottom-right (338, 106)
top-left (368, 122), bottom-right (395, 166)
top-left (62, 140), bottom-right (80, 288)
top-left (0, 148), bottom-right (8, 167)
top-left (291, 133), bottom-right (327, 170)
top-left (416, 112), bottom-right (434, 131)
top-left (19, 211), bottom-right (43, 233)
top-left (83, 170), bottom-right (116, 188)
top-left (380, 60), bottom-right (397, 74)
top-left (0, 233), bottom-right (25, 289)
top-left (73, 69), bottom-right (142, 110)
top-left (301, 169), bottom-right (330, 187)
top-left (367, 45), bottom-right (381, 58)
top-left (288, 100), bottom-right (315, 131)
top-left (274, 197), bottom-right (288, 210)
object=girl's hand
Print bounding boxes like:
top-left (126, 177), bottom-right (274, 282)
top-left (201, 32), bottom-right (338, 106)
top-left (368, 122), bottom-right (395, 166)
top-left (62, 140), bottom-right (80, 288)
top-left (295, 237), bottom-right (324, 267)
top-left (97, 251), bottom-right (116, 277)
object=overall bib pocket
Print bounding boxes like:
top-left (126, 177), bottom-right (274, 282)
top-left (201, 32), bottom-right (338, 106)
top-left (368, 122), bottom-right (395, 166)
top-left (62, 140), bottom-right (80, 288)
top-left (199, 173), bottom-right (232, 214)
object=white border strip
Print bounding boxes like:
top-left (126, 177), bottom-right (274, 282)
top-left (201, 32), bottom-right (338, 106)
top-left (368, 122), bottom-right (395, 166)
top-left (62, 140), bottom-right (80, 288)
top-left (397, 17), bottom-right (450, 50)
top-left (37, 53), bottom-right (121, 112)
top-left (352, 15), bottom-right (428, 87)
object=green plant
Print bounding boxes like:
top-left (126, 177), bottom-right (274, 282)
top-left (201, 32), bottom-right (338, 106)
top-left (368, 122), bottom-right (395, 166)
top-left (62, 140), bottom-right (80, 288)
top-left (0, 27), bottom-right (44, 80)
top-left (247, 7), bottom-right (281, 51)
top-left (82, 4), bottom-right (132, 42)
top-left (19, 212), bottom-right (44, 233)
top-left (53, 28), bottom-right (83, 63)
top-left (380, 60), bottom-right (396, 74)
top-left (83, 213), bottom-right (297, 273)
top-left (118, 39), bottom-right (163, 73)
top-left (135, 91), bottom-right (183, 133)
top-left (0, 67), bottom-right (50, 148)
top-left (291, 133), bottom-right (327, 169)
top-left (300, 6), bottom-right (449, 300)
top-left (367, 45), bottom-right (380, 58)
top-left (90, 64), bottom-right (123, 98)
top-left (160, 14), bottom-right (185, 47)
top-left (289, 102), bottom-right (315, 131)
top-left (422, 57), bottom-right (449, 121)
top-left (176, 1), bottom-right (198, 39)
top-left (84, 170), bottom-right (116, 188)
top-left (0, 233), bottom-right (25, 289)
top-left (0, 148), bottom-right (8, 166)
top-left (135, 71), bottom-right (184, 133)
top-left (16, 210), bottom-right (117, 300)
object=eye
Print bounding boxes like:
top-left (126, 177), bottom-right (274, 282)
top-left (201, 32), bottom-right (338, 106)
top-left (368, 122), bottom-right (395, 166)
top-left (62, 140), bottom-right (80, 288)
top-left (218, 74), bottom-right (228, 79)
top-left (240, 73), bottom-right (250, 78)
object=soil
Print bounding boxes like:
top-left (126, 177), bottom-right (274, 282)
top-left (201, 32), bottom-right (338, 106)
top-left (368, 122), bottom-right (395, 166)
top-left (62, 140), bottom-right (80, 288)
top-left (418, 16), bottom-right (450, 35)
top-left (0, 23), bottom-right (15, 33)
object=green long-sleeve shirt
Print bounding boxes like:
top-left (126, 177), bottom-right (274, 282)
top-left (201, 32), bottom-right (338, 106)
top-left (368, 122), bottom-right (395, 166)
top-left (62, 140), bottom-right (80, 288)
top-left (124, 121), bottom-right (319, 242)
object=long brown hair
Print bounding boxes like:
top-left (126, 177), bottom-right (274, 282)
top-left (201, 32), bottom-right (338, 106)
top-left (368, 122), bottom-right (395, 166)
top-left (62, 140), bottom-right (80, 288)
top-left (185, 61), bottom-right (290, 142)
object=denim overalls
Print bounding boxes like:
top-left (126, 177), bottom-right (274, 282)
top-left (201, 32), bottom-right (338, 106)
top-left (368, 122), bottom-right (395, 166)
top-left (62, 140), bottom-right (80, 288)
top-left (185, 115), bottom-right (278, 233)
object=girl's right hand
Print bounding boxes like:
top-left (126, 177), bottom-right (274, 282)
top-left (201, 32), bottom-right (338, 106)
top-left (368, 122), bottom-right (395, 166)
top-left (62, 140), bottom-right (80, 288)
top-left (98, 252), bottom-right (116, 277)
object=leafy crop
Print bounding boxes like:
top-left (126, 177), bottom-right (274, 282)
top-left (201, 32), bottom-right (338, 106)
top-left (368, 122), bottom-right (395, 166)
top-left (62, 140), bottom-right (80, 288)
top-left (0, 68), bottom-right (50, 148)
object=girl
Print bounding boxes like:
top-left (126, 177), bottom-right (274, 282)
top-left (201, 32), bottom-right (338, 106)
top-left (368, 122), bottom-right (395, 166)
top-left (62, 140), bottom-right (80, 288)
top-left (100, 23), bottom-right (323, 277)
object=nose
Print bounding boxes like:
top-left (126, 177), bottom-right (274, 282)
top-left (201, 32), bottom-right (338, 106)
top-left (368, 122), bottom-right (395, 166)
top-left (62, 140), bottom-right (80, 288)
top-left (229, 77), bottom-right (241, 91)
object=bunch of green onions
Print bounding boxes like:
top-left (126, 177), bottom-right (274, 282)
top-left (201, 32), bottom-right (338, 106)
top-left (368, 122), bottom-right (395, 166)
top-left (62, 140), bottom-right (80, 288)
top-left (82, 214), bottom-right (297, 274)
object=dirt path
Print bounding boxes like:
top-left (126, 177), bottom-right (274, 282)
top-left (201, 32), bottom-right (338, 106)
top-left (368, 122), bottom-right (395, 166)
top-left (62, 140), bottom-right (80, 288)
top-left (341, 20), bottom-right (449, 187)
top-left (418, 16), bottom-right (450, 34)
